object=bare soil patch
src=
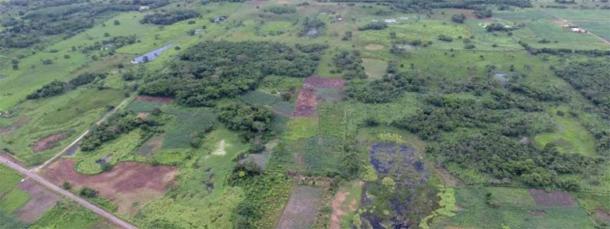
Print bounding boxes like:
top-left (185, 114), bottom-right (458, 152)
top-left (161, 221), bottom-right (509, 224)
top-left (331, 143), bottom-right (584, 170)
top-left (32, 133), bottom-right (67, 152)
top-left (365, 44), bottom-right (384, 51)
top-left (528, 189), bottom-right (575, 207)
top-left (277, 186), bottom-right (323, 229)
top-left (293, 76), bottom-right (345, 117)
top-left (135, 95), bottom-right (174, 104)
top-left (595, 209), bottom-right (610, 222)
top-left (330, 182), bottom-right (362, 229)
top-left (43, 159), bottom-right (177, 216)
top-left (294, 86), bottom-right (317, 116)
top-left (16, 179), bottom-right (61, 223)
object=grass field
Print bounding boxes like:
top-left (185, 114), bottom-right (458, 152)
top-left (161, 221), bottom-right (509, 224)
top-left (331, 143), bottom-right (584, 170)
top-left (534, 107), bottom-right (597, 156)
top-left (430, 187), bottom-right (595, 229)
top-left (0, 165), bottom-right (29, 214)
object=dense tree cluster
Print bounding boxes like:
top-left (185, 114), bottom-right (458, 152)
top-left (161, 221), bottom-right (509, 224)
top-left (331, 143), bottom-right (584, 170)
top-left (347, 66), bottom-right (425, 103)
top-left (299, 16), bottom-right (325, 37)
top-left (80, 111), bottom-right (160, 151)
top-left (26, 73), bottom-right (106, 99)
top-left (140, 10), bottom-right (200, 25)
top-left (429, 133), bottom-right (598, 189)
top-left (358, 22), bottom-right (388, 31)
top-left (554, 60), bottom-right (610, 117)
top-left (394, 95), bottom-right (551, 140)
top-left (333, 50), bottom-right (367, 80)
top-left (217, 102), bottom-right (273, 139)
top-left (139, 41), bottom-right (320, 106)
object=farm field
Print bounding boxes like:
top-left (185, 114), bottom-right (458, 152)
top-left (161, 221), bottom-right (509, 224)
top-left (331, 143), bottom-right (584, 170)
top-left (0, 0), bottom-right (609, 228)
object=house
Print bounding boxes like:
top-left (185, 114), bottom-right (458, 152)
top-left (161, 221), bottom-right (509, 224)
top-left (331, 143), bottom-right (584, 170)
top-left (384, 18), bottom-right (397, 24)
top-left (138, 6), bottom-right (150, 11)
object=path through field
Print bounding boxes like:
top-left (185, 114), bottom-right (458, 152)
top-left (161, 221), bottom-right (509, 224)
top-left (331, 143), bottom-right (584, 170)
top-left (34, 96), bottom-right (133, 172)
top-left (0, 155), bottom-right (137, 229)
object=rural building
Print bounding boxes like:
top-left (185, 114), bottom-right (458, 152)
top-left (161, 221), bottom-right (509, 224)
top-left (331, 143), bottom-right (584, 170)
top-left (570, 27), bottom-right (587, 33)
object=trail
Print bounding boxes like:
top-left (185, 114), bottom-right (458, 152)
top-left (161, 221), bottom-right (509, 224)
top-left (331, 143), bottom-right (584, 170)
top-left (0, 155), bottom-right (137, 229)
top-left (34, 97), bottom-right (133, 172)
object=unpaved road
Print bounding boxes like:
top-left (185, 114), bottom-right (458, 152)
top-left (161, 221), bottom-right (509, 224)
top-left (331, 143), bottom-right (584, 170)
top-left (0, 155), bottom-right (137, 229)
top-left (35, 97), bottom-right (133, 172)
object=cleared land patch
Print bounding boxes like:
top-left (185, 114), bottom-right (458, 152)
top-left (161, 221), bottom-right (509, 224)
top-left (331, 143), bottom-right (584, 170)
top-left (15, 179), bottom-right (60, 223)
top-left (277, 185), bottom-right (323, 229)
top-left (43, 159), bottom-right (177, 215)
top-left (293, 76), bottom-right (345, 117)
top-left (31, 133), bottom-right (67, 152)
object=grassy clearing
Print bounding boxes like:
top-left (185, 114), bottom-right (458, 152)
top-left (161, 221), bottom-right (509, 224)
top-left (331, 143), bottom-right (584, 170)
top-left (136, 128), bottom-right (249, 228)
top-left (0, 165), bottom-right (29, 214)
top-left (30, 201), bottom-right (101, 229)
top-left (162, 105), bottom-right (217, 149)
top-left (534, 107), bottom-right (596, 156)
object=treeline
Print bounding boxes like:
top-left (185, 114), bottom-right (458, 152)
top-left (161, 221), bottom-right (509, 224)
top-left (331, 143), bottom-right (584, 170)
top-left (26, 73), bottom-right (106, 99)
top-left (358, 22), bottom-right (387, 31)
top-left (80, 111), bottom-right (161, 151)
top-left (139, 41), bottom-right (321, 106)
top-left (321, 0), bottom-right (531, 11)
top-left (140, 10), bottom-right (200, 25)
top-left (264, 5), bottom-right (296, 14)
top-left (0, 0), bottom-right (167, 48)
top-left (519, 41), bottom-right (610, 57)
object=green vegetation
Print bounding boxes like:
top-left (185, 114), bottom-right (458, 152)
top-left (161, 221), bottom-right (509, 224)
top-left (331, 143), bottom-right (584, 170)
top-left (0, 0), bottom-right (609, 228)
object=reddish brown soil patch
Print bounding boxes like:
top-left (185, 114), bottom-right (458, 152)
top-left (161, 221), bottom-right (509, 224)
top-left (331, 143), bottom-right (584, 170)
top-left (43, 159), bottom-right (177, 216)
top-left (596, 209), bottom-right (610, 222)
top-left (293, 76), bottom-right (345, 117)
top-left (294, 86), bottom-right (317, 116)
top-left (330, 192), bottom-right (349, 229)
top-left (16, 179), bottom-right (61, 223)
top-left (32, 133), bottom-right (67, 152)
top-left (304, 76), bottom-right (345, 89)
top-left (136, 95), bottom-right (173, 104)
top-left (528, 189), bottom-right (575, 207)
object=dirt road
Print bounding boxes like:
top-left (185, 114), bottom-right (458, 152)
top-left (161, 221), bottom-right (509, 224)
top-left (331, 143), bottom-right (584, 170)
top-left (34, 97), bottom-right (133, 172)
top-left (0, 155), bottom-right (137, 229)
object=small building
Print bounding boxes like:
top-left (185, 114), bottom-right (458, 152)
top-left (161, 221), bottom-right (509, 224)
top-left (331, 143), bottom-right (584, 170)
top-left (138, 6), bottom-right (150, 11)
top-left (570, 27), bottom-right (587, 33)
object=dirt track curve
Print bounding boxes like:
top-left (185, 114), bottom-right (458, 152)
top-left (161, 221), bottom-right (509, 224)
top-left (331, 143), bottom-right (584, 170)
top-left (0, 155), bottom-right (137, 229)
